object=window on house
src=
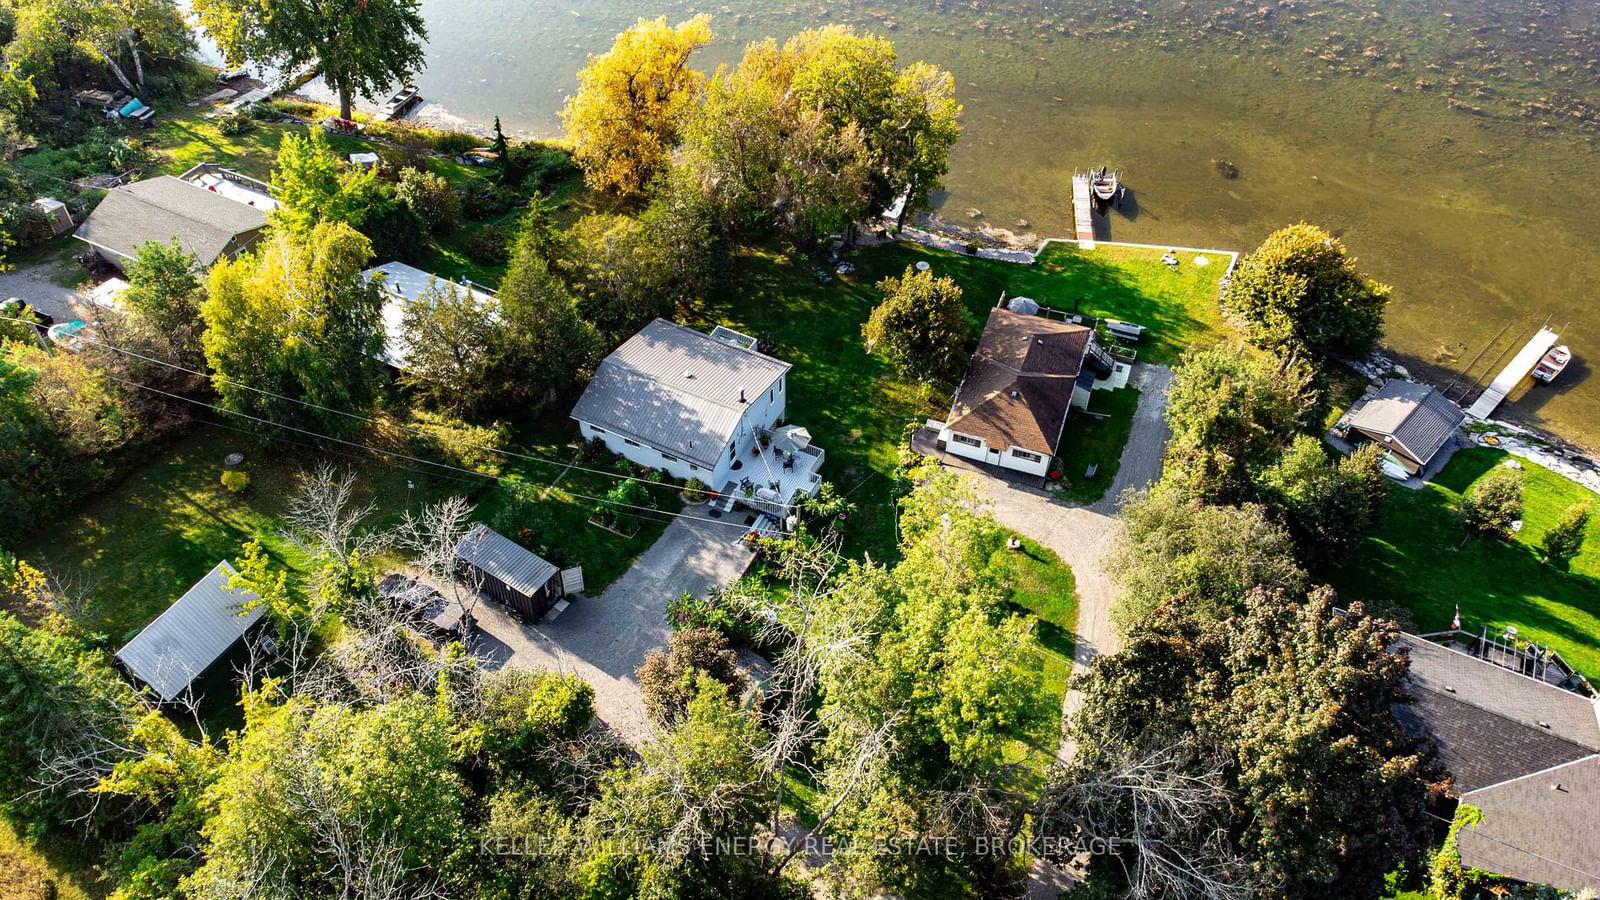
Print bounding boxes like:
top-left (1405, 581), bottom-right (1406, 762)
top-left (689, 464), bottom-right (699, 472)
top-left (590, 425), bottom-right (607, 435)
top-left (769, 388), bottom-right (774, 402)
top-left (951, 433), bottom-right (982, 448)
top-left (661, 453), bottom-right (680, 463)
top-left (1010, 448), bottom-right (1043, 463)
top-left (623, 439), bottom-right (641, 448)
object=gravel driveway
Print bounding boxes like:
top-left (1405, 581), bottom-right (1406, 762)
top-left (468, 515), bottom-right (755, 743)
top-left (0, 246), bottom-right (92, 323)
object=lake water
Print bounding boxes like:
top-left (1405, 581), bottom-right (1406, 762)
top-left (244, 0), bottom-right (1600, 451)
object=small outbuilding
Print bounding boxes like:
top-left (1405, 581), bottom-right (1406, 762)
top-left (115, 561), bottom-right (264, 702)
top-left (453, 524), bottom-right (562, 622)
top-left (1338, 380), bottom-right (1465, 478)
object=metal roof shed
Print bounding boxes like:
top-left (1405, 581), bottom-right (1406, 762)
top-left (454, 524), bottom-right (562, 622)
top-left (116, 561), bottom-right (264, 701)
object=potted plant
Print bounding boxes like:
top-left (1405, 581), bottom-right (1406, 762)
top-left (756, 426), bottom-right (772, 449)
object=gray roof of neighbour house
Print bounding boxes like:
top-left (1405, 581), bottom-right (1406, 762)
top-left (362, 262), bottom-right (498, 370)
top-left (74, 176), bottom-right (268, 265)
top-left (1346, 379), bottom-right (1466, 467)
top-left (571, 319), bottom-right (791, 469)
top-left (116, 562), bottom-right (264, 702)
top-left (1456, 756), bottom-right (1600, 893)
top-left (1393, 634), bottom-right (1600, 891)
top-left (454, 524), bottom-right (557, 597)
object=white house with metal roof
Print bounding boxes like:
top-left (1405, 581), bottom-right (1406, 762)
top-left (115, 561), bottom-right (264, 702)
top-left (361, 261), bottom-right (498, 371)
top-left (571, 320), bottom-right (824, 507)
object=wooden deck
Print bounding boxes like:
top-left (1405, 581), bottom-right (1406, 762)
top-left (1070, 174), bottom-right (1096, 248)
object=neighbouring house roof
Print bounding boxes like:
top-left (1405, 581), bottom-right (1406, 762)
top-left (73, 175), bottom-right (268, 266)
top-left (362, 262), bottom-right (498, 370)
top-left (1346, 380), bottom-right (1465, 467)
top-left (570, 319), bottom-right (791, 470)
top-left (1456, 756), bottom-right (1600, 893)
top-left (945, 307), bottom-right (1093, 455)
top-left (116, 562), bottom-right (264, 702)
top-left (454, 524), bottom-right (557, 598)
top-left (1394, 634), bottom-right (1600, 891)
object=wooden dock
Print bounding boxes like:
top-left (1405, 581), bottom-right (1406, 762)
top-left (1466, 326), bottom-right (1560, 419)
top-left (1070, 173), bottom-right (1096, 248)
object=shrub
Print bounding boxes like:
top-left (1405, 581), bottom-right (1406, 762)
top-left (578, 436), bottom-right (610, 463)
top-left (480, 668), bottom-right (595, 772)
top-left (462, 225), bottom-right (511, 265)
top-left (1457, 466), bottom-right (1524, 540)
top-left (636, 627), bottom-right (744, 724)
top-left (216, 111), bottom-right (253, 136)
top-left (683, 478), bottom-right (709, 504)
top-left (220, 469), bottom-right (249, 493)
top-left (461, 182), bottom-right (520, 220)
top-left (406, 409), bottom-right (512, 474)
top-left (395, 167), bottom-right (460, 233)
top-left (1540, 503), bottom-right (1592, 564)
top-left (512, 144), bottom-right (578, 193)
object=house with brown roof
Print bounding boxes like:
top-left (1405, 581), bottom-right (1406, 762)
top-left (936, 307), bottom-right (1114, 478)
top-left (1394, 633), bottom-right (1600, 892)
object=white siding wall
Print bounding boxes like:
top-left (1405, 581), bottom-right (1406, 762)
top-left (576, 376), bottom-right (787, 487)
top-left (936, 428), bottom-right (1051, 477)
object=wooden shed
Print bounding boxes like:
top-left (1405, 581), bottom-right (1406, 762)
top-left (453, 524), bottom-right (562, 621)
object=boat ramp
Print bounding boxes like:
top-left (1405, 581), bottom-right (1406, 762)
top-left (1466, 326), bottom-right (1561, 419)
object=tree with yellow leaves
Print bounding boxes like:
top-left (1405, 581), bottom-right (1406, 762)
top-left (561, 15), bottom-right (713, 199)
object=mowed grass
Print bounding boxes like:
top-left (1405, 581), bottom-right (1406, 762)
top-left (985, 532), bottom-right (1076, 766)
top-left (11, 427), bottom-right (462, 642)
top-left (0, 819), bottom-right (103, 900)
top-left (1053, 385), bottom-right (1142, 504)
top-left (1331, 448), bottom-right (1600, 678)
top-left (849, 241), bottom-right (1232, 365)
top-left (690, 240), bottom-right (1225, 560)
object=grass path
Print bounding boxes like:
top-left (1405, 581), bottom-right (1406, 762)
top-left (1331, 447), bottom-right (1600, 677)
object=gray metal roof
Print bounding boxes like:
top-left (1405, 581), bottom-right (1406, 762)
top-left (362, 262), bottom-right (498, 370)
top-left (116, 561), bottom-right (264, 701)
top-left (570, 319), bottom-right (790, 469)
top-left (454, 524), bottom-right (557, 597)
top-left (74, 176), bottom-right (267, 265)
top-left (1347, 380), bottom-right (1465, 467)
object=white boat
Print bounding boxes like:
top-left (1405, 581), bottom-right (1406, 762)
top-left (1531, 344), bottom-right (1571, 383)
top-left (378, 85), bottom-right (421, 122)
top-left (1090, 165), bottom-right (1119, 202)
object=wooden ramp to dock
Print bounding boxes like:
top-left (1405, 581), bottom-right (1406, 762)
top-left (1466, 326), bottom-right (1560, 419)
top-left (1070, 174), bottom-right (1096, 248)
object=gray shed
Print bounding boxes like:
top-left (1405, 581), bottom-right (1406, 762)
top-left (454, 524), bottom-right (561, 621)
top-left (116, 561), bottom-right (264, 701)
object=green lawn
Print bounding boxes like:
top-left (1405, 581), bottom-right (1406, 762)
top-left (1331, 448), bottom-right (1600, 678)
top-left (849, 241), bottom-right (1232, 366)
top-left (986, 532), bottom-right (1078, 761)
top-left (0, 819), bottom-right (104, 900)
top-left (1053, 386), bottom-right (1142, 504)
top-left (10, 427), bottom-right (461, 642)
top-left (689, 240), bottom-right (1225, 560)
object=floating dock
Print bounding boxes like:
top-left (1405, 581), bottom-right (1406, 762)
top-left (1466, 326), bottom-right (1560, 419)
top-left (1069, 173), bottom-right (1096, 248)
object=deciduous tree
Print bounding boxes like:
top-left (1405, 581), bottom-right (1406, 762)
top-left (1162, 345), bottom-right (1315, 504)
top-left (1258, 436), bottom-right (1390, 571)
top-left (1457, 465), bottom-right (1523, 540)
top-left (862, 264), bottom-right (971, 383)
top-left (1225, 223), bottom-right (1390, 358)
top-left (637, 626), bottom-right (744, 725)
top-left (561, 15), bottom-right (713, 198)
top-left (1109, 482), bottom-right (1306, 633)
top-left (397, 280), bottom-right (501, 417)
top-left (194, 0), bottom-right (426, 120)
top-left (200, 223), bottom-right (385, 437)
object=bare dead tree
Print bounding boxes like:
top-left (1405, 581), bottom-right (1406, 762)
top-left (282, 463), bottom-right (391, 591)
top-left (1035, 735), bottom-right (1255, 900)
top-left (32, 563), bottom-right (100, 623)
top-left (390, 495), bottom-right (483, 635)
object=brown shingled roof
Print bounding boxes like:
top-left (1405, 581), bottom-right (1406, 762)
top-left (945, 308), bottom-right (1092, 455)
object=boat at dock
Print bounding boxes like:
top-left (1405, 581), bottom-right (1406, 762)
top-left (1532, 344), bottom-right (1571, 383)
top-left (378, 86), bottom-right (422, 122)
top-left (1090, 165), bottom-right (1119, 202)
